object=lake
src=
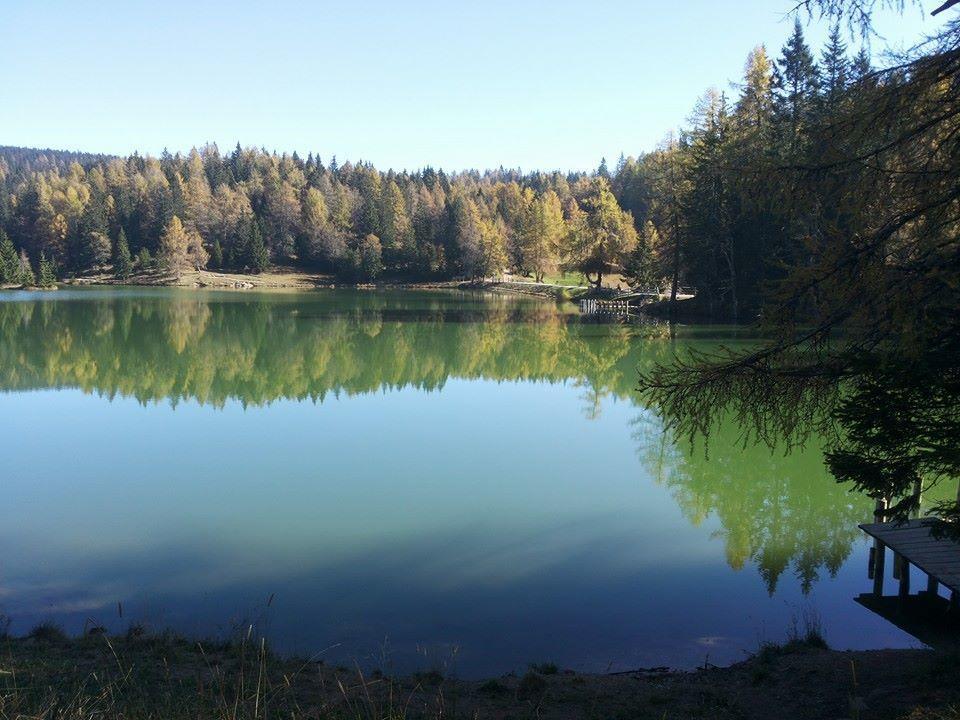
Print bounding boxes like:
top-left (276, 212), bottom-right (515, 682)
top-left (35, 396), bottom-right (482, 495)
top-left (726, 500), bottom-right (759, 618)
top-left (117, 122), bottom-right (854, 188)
top-left (0, 287), bottom-right (927, 676)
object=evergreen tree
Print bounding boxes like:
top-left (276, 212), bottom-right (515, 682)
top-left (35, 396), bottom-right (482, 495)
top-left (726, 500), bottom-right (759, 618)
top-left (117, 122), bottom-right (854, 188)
top-left (819, 24), bottom-right (849, 106)
top-left (247, 218), bottom-right (270, 273)
top-left (358, 234), bottom-right (384, 280)
top-left (0, 231), bottom-right (18, 284)
top-left (75, 187), bottom-right (111, 269)
top-left (850, 47), bottom-right (871, 81)
top-left (210, 238), bottom-right (224, 269)
top-left (17, 249), bottom-right (35, 286)
top-left (114, 228), bottom-right (133, 279)
top-left (137, 247), bottom-right (153, 270)
top-left (623, 221), bottom-right (658, 288)
top-left (37, 252), bottom-right (57, 287)
top-left (773, 18), bottom-right (820, 146)
top-left (597, 157), bottom-right (610, 179)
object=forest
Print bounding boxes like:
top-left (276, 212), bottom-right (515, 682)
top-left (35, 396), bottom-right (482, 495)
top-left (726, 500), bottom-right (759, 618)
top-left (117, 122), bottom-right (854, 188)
top-left (1, 20), bottom-right (870, 319)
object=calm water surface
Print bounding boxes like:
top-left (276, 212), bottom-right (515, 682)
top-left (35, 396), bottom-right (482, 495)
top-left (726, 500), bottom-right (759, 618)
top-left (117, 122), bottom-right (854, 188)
top-left (0, 288), bottom-right (928, 675)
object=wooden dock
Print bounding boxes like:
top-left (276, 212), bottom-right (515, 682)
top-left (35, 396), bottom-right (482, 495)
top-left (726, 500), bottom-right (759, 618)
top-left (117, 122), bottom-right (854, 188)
top-left (857, 516), bottom-right (960, 648)
top-left (860, 518), bottom-right (960, 597)
top-left (579, 298), bottom-right (633, 315)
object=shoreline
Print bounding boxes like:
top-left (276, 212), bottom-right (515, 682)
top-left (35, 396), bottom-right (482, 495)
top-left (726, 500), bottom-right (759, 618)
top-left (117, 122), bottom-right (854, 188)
top-left (61, 268), bottom-right (590, 301)
top-left (16, 268), bottom-right (686, 307)
top-left (2, 631), bottom-right (956, 719)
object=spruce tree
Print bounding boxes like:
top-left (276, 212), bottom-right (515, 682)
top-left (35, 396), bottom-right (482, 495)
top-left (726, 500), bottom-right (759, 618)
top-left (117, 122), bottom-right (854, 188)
top-left (38, 252), bottom-right (57, 287)
top-left (137, 247), bottom-right (153, 270)
top-left (773, 18), bottom-right (819, 142)
top-left (0, 231), bottom-right (18, 284)
top-left (850, 47), bottom-right (871, 81)
top-left (210, 238), bottom-right (224, 269)
top-left (247, 218), bottom-right (270, 273)
top-left (114, 228), bottom-right (133, 279)
top-left (819, 24), bottom-right (848, 106)
top-left (17, 249), bottom-right (35, 286)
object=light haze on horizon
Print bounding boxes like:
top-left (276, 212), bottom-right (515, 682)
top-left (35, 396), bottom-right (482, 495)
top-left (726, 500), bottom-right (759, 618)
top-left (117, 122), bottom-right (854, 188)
top-left (0, 0), bottom-right (937, 171)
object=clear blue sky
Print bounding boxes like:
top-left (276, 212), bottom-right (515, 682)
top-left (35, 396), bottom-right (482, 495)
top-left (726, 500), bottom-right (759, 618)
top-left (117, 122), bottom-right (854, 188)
top-left (0, 0), bottom-right (937, 171)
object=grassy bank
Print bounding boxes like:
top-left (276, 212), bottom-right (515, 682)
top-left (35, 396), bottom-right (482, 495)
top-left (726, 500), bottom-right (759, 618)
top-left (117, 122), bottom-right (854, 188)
top-left (54, 268), bottom-right (601, 304)
top-left (1, 627), bottom-right (958, 719)
top-left (55, 267), bottom-right (576, 295)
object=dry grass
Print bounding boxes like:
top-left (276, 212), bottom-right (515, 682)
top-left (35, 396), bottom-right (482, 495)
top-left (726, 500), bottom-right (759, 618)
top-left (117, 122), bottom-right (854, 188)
top-left (1, 628), bottom-right (959, 719)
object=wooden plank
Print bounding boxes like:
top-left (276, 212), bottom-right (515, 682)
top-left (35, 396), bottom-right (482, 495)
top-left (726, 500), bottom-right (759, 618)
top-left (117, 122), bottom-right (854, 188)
top-left (860, 519), bottom-right (960, 592)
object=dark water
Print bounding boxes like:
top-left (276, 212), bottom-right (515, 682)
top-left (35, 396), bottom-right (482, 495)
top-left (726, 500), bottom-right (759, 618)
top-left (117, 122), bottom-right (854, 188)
top-left (0, 288), bottom-right (931, 676)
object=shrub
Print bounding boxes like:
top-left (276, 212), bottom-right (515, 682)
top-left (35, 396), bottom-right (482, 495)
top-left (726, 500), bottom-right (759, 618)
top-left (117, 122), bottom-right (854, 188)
top-left (518, 670), bottom-right (547, 696)
top-left (28, 622), bottom-right (67, 643)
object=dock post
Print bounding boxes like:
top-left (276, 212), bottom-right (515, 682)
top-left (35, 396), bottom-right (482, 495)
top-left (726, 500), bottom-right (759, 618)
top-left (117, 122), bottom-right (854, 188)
top-left (872, 497), bottom-right (888, 596)
top-left (898, 555), bottom-right (911, 599)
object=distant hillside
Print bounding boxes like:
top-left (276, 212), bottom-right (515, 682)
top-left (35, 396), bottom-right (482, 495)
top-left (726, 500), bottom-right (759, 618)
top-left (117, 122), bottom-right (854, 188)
top-left (0, 145), bottom-right (115, 176)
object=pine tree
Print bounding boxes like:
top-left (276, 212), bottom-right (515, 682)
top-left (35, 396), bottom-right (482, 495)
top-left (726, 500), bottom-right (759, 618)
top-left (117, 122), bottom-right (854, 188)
top-left (0, 231), bottom-right (18, 284)
top-left (850, 47), bottom-right (871, 81)
top-left (358, 234), bottom-right (384, 280)
top-left (597, 157), bottom-right (610, 179)
top-left (623, 221), bottom-right (659, 288)
top-left (247, 218), bottom-right (270, 273)
top-left (819, 24), bottom-right (849, 106)
top-left (137, 247), bottom-right (153, 270)
top-left (17, 249), bottom-right (35, 286)
top-left (210, 238), bottom-right (224, 269)
top-left (38, 252), bottom-right (57, 288)
top-left (774, 18), bottom-right (819, 144)
top-left (114, 228), bottom-right (133, 279)
top-left (76, 187), bottom-right (111, 269)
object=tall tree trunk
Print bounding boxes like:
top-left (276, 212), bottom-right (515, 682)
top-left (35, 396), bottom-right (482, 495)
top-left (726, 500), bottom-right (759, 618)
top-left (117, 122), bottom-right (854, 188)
top-left (669, 209), bottom-right (681, 318)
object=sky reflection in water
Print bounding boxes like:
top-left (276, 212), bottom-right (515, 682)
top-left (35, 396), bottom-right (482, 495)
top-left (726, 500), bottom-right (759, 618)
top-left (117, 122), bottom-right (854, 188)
top-left (0, 288), bottom-right (929, 675)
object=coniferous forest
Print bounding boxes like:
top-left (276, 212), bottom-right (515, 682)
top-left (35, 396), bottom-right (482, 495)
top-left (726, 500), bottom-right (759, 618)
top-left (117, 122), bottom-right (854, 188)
top-left (1, 20), bottom-right (873, 318)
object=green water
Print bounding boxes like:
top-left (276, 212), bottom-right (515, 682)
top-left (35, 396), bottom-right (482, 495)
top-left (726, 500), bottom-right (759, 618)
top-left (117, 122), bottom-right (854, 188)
top-left (0, 288), bottom-right (926, 675)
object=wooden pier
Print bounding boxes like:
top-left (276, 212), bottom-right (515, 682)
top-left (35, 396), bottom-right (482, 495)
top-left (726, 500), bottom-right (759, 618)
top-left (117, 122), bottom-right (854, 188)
top-left (579, 298), bottom-right (633, 315)
top-left (861, 518), bottom-right (960, 599)
top-left (857, 516), bottom-right (960, 648)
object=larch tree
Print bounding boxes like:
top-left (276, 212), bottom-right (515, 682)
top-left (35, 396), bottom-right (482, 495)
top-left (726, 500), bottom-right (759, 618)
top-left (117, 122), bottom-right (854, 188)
top-left (519, 190), bottom-right (565, 283)
top-left (159, 216), bottom-right (194, 280)
top-left (567, 178), bottom-right (637, 288)
top-left (379, 180), bottom-right (413, 264)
